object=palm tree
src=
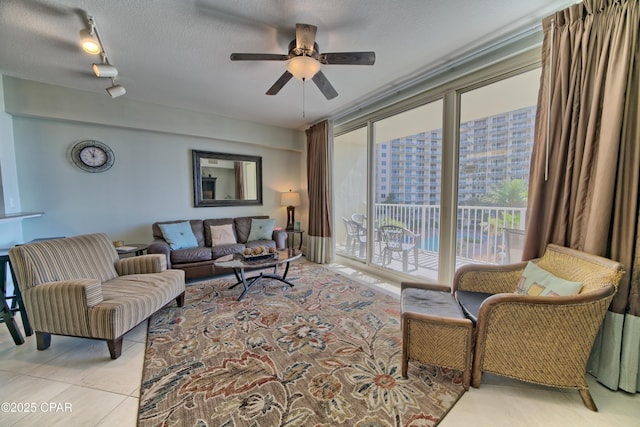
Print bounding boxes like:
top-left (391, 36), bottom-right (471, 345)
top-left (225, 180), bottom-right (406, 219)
top-left (383, 192), bottom-right (398, 204)
top-left (481, 179), bottom-right (528, 261)
top-left (482, 179), bottom-right (527, 207)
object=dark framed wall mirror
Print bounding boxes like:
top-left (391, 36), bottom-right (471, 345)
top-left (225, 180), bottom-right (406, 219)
top-left (192, 150), bottom-right (263, 207)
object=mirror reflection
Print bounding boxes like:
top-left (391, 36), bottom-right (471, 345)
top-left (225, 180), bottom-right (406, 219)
top-left (192, 150), bottom-right (262, 207)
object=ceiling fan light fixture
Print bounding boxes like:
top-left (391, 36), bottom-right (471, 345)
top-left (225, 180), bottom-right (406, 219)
top-left (80, 29), bottom-right (101, 55)
top-left (92, 63), bottom-right (118, 77)
top-left (287, 56), bottom-right (320, 80)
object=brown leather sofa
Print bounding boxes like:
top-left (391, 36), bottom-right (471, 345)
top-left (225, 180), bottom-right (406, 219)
top-left (148, 216), bottom-right (287, 279)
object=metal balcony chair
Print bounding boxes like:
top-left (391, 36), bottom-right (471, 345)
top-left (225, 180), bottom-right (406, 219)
top-left (380, 225), bottom-right (420, 272)
top-left (503, 227), bottom-right (525, 263)
top-left (342, 216), bottom-right (358, 255)
top-left (343, 217), bottom-right (367, 257)
top-left (351, 213), bottom-right (367, 228)
top-left (349, 219), bottom-right (367, 258)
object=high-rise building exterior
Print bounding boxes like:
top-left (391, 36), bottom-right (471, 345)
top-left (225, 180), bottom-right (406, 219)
top-left (375, 105), bottom-right (535, 205)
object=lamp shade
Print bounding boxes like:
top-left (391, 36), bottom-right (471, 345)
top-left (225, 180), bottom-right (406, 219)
top-left (286, 56), bottom-right (320, 80)
top-left (281, 191), bottom-right (300, 207)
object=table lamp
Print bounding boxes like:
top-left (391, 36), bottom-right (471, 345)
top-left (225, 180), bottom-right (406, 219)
top-left (281, 190), bottom-right (300, 231)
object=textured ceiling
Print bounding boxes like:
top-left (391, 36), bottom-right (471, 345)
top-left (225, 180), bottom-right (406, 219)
top-left (0, 0), bottom-right (575, 130)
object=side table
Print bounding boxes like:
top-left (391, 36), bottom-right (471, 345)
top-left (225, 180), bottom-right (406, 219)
top-left (1, 237), bottom-right (63, 344)
top-left (285, 230), bottom-right (304, 250)
top-left (0, 251), bottom-right (27, 345)
top-left (116, 244), bottom-right (149, 257)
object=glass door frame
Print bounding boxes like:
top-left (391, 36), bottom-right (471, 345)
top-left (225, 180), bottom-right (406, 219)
top-left (333, 48), bottom-right (541, 284)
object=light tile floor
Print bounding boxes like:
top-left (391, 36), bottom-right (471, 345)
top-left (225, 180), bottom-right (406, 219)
top-left (1, 266), bottom-right (638, 426)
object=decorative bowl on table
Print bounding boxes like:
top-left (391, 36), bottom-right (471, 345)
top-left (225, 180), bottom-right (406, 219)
top-left (242, 246), bottom-right (276, 260)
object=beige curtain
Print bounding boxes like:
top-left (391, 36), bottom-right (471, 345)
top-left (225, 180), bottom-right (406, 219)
top-left (234, 162), bottom-right (245, 199)
top-left (524, 0), bottom-right (639, 392)
top-left (306, 120), bottom-right (334, 263)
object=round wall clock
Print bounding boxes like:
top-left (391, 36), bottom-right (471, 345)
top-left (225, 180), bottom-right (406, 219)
top-left (71, 140), bottom-right (115, 173)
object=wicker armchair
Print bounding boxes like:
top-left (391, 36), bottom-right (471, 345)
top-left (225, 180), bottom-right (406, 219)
top-left (453, 244), bottom-right (624, 411)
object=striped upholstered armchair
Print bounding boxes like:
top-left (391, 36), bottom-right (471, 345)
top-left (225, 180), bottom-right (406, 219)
top-left (453, 244), bottom-right (624, 411)
top-left (9, 233), bottom-right (185, 359)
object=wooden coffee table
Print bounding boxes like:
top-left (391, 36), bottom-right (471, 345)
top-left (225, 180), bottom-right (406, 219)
top-left (214, 249), bottom-right (302, 300)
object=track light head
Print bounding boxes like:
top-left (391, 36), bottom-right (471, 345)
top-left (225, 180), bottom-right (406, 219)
top-left (80, 29), bottom-right (101, 55)
top-left (106, 85), bottom-right (126, 98)
top-left (92, 63), bottom-right (118, 77)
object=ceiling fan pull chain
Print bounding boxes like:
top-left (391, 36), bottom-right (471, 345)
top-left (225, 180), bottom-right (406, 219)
top-left (302, 77), bottom-right (306, 118)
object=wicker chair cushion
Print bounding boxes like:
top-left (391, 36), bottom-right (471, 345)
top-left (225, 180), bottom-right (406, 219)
top-left (402, 288), bottom-right (465, 318)
top-left (515, 262), bottom-right (583, 296)
top-left (455, 290), bottom-right (493, 323)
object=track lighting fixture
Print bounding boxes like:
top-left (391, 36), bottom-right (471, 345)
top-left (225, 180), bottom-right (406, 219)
top-left (92, 63), bottom-right (118, 77)
top-left (80, 14), bottom-right (126, 98)
top-left (106, 84), bottom-right (126, 98)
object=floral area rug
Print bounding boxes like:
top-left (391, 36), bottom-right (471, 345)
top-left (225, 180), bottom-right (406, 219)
top-left (138, 261), bottom-right (465, 427)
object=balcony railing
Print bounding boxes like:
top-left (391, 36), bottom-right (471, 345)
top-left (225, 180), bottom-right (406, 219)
top-left (372, 203), bottom-right (526, 264)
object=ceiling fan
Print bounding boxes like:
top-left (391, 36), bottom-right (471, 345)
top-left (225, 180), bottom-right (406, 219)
top-left (230, 23), bottom-right (375, 100)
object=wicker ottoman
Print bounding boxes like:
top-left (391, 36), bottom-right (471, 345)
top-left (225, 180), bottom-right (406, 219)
top-left (401, 282), bottom-right (473, 390)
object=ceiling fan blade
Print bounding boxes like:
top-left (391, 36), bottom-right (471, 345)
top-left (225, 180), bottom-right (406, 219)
top-left (312, 70), bottom-right (338, 100)
top-left (230, 53), bottom-right (289, 61)
top-left (266, 71), bottom-right (293, 95)
top-left (295, 23), bottom-right (317, 52)
top-left (318, 52), bottom-right (376, 65)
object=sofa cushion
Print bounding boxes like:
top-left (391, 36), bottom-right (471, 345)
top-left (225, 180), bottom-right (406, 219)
top-left (170, 246), bottom-right (212, 264)
top-left (158, 221), bottom-right (199, 250)
top-left (247, 218), bottom-right (276, 241)
top-left (515, 262), bottom-right (583, 296)
top-left (210, 224), bottom-right (237, 246)
top-left (203, 218), bottom-right (235, 247)
top-left (89, 270), bottom-right (184, 339)
top-left (235, 216), bottom-right (268, 243)
top-left (212, 243), bottom-right (246, 259)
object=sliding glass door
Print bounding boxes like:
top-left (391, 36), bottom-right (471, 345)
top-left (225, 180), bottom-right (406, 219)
top-left (456, 69), bottom-right (539, 268)
top-left (333, 51), bottom-right (541, 283)
top-left (334, 127), bottom-right (368, 261)
top-left (371, 101), bottom-right (443, 279)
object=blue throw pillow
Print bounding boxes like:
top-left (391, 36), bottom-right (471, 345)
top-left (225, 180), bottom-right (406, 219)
top-left (515, 262), bottom-right (583, 296)
top-left (247, 218), bottom-right (275, 241)
top-left (158, 221), bottom-right (198, 250)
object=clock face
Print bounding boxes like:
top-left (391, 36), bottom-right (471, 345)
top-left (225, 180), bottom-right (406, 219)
top-left (79, 146), bottom-right (108, 167)
top-left (71, 140), bottom-right (115, 172)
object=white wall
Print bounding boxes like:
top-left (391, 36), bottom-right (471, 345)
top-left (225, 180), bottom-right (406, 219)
top-left (0, 77), bottom-right (24, 247)
top-left (2, 76), bottom-right (307, 245)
